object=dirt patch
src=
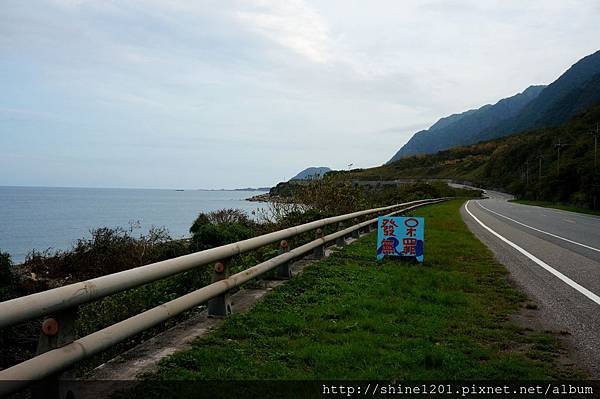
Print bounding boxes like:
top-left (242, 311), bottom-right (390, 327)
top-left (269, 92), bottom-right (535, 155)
top-left (508, 280), bottom-right (591, 378)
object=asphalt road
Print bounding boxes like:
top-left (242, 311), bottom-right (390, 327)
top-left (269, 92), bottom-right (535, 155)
top-left (461, 191), bottom-right (600, 377)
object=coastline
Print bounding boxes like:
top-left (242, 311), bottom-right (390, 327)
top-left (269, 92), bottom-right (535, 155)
top-left (246, 193), bottom-right (271, 202)
top-left (246, 193), bottom-right (294, 203)
top-left (0, 187), bottom-right (268, 264)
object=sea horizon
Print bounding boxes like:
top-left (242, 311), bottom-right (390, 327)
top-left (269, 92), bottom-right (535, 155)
top-left (0, 186), bottom-right (269, 264)
top-left (0, 184), bottom-right (272, 191)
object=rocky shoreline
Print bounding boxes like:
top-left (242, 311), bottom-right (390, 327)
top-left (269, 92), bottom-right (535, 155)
top-left (246, 192), bottom-right (272, 202)
top-left (246, 193), bottom-right (295, 203)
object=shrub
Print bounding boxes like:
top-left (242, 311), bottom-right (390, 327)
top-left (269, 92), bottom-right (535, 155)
top-left (22, 226), bottom-right (188, 282)
top-left (190, 209), bottom-right (255, 232)
top-left (275, 208), bottom-right (325, 229)
top-left (0, 250), bottom-right (12, 286)
top-left (189, 209), bottom-right (256, 252)
top-left (0, 250), bottom-right (14, 301)
top-left (569, 191), bottom-right (588, 208)
top-left (289, 178), bottom-right (367, 215)
top-left (254, 201), bottom-right (308, 229)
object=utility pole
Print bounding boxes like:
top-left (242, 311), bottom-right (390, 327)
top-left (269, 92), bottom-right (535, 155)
top-left (537, 154), bottom-right (543, 180)
top-left (589, 122), bottom-right (599, 171)
top-left (520, 166), bottom-right (525, 182)
top-left (554, 138), bottom-right (570, 175)
top-left (525, 159), bottom-right (530, 185)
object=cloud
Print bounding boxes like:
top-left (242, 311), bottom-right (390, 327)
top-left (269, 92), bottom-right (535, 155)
top-left (1, 0), bottom-right (599, 188)
top-left (236, 0), bottom-right (331, 64)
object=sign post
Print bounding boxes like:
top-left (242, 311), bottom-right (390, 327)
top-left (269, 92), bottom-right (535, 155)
top-left (376, 216), bottom-right (425, 262)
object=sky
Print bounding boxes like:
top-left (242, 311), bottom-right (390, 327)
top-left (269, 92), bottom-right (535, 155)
top-left (1, 0), bottom-right (599, 189)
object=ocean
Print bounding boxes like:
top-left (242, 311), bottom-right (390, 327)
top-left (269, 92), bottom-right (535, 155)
top-left (0, 186), bottom-right (268, 264)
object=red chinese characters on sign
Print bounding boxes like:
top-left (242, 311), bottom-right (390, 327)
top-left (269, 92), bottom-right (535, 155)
top-left (401, 238), bottom-right (417, 255)
top-left (404, 218), bottom-right (419, 237)
top-left (381, 238), bottom-right (396, 255)
top-left (382, 218), bottom-right (398, 236)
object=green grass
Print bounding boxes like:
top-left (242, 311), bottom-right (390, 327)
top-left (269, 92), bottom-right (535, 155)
top-left (510, 199), bottom-right (600, 217)
top-left (144, 200), bottom-right (580, 383)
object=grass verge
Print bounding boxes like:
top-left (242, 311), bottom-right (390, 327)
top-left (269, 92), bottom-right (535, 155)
top-left (510, 199), bottom-right (600, 217)
top-left (141, 199), bottom-right (580, 384)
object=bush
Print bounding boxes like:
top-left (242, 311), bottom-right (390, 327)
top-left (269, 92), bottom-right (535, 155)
top-left (0, 250), bottom-right (14, 301)
top-left (189, 209), bottom-right (256, 252)
top-left (289, 178), bottom-right (367, 215)
top-left (190, 208), bottom-right (254, 232)
top-left (569, 191), bottom-right (588, 208)
top-left (22, 226), bottom-right (188, 282)
top-left (0, 250), bottom-right (12, 286)
top-left (275, 208), bottom-right (325, 229)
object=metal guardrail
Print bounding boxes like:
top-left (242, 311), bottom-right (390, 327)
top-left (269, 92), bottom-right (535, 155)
top-left (0, 197), bottom-right (448, 397)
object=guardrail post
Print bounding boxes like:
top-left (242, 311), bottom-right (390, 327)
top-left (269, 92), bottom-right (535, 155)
top-left (32, 307), bottom-right (78, 399)
top-left (275, 240), bottom-right (292, 279)
top-left (351, 218), bottom-right (360, 239)
top-left (336, 222), bottom-right (346, 247)
top-left (208, 261), bottom-right (232, 317)
top-left (369, 219), bottom-right (377, 232)
top-left (313, 228), bottom-right (325, 259)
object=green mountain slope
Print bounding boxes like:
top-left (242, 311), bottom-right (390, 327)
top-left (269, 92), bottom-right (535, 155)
top-left (338, 105), bottom-right (600, 209)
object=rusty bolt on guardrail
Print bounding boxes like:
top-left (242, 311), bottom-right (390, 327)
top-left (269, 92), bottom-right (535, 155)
top-left (37, 308), bottom-right (77, 354)
top-left (313, 228), bottom-right (325, 259)
top-left (208, 261), bottom-right (231, 317)
top-left (41, 318), bottom-right (59, 337)
top-left (275, 240), bottom-right (292, 279)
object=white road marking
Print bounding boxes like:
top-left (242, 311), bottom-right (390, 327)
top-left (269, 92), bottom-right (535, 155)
top-left (465, 201), bottom-right (600, 306)
top-left (511, 200), bottom-right (600, 222)
top-left (476, 201), bottom-right (600, 253)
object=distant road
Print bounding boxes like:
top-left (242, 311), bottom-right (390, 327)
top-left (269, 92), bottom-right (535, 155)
top-left (461, 190), bottom-right (600, 377)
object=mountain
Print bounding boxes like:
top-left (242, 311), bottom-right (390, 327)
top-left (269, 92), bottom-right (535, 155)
top-left (388, 85), bottom-right (545, 162)
top-left (389, 50), bottom-right (600, 162)
top-left (480, 50), bottom-right (600, 140)
top-left (338, 104), bottom-right (600, 210)
top-left (291, 167), bottom-right (332, 180)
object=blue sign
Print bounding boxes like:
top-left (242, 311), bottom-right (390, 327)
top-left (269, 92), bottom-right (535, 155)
top-left (376, 216), bottom-right (425, 262)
